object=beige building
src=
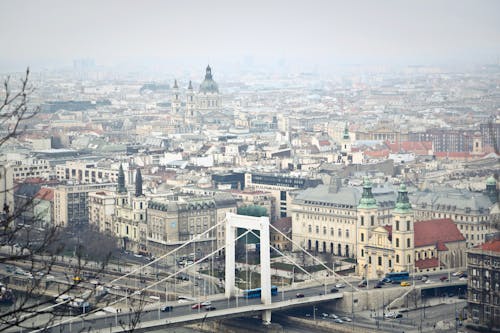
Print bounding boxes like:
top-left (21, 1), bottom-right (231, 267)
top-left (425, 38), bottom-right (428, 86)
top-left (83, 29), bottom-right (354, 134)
top-left (53, 183), bottom-right (114, 228)
top-left (55, 161), bottom-right (129, 184)
top-left (357, 181), bottom-right (467, 279)
top-left (291, 178), bottom-right (395, 258)
top-left (88, 190), bottom-right (116, 233)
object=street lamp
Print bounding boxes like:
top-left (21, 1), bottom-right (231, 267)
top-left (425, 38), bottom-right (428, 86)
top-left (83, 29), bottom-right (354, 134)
top-left (313, 306), bottom-right (318, 324)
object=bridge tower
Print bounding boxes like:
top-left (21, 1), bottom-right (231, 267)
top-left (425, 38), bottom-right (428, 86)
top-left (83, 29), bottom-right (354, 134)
top-left (225, 213), bottom-right (272, 324)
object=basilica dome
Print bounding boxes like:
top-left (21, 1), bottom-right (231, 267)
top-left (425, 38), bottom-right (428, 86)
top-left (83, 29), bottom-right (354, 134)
top-left (199, 65), bottom-right (219, 94)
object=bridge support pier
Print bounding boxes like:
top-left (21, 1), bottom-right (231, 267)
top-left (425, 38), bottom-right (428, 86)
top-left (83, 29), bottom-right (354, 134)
top-left (262, 309), bottom-right (272, 325)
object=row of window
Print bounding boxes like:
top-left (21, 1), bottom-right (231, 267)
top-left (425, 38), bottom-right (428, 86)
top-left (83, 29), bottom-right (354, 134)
top-left (307, 225), bottom-right (350, 238)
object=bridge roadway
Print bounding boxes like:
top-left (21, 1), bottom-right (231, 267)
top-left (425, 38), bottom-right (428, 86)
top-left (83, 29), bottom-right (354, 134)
top-left (44, 274), bottom-right (467, 333)
top-left (44, 284), bottom-right (339, 333)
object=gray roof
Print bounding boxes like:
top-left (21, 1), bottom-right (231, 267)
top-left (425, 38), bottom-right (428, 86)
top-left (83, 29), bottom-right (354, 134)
top-left (293, 183), bottom-right (397, 209)
top-left (411, 188), bottom-right (493, 214)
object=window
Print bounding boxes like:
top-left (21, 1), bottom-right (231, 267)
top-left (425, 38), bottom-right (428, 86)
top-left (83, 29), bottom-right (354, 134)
top-left (338, 229), bottom-right (342, 237)
top-left (361, 216), bottom-right (364, 226)
top-left (316, 226), bottom-right (319, 234)
top-left (371, 215), bottom-right (375, 226)
top-left (323, 226), bottom-right (326, 235)
top-left (330, 227), bottom-right (334, 235)
top-left (346, 229), bottom-right (349, 238)
top-left (407, 254), bottom-right (411, 264)
top-left (388, 259), bottom-right (392, 268)
top-left (361, 233), bottom-right (364, 242)
top-left (396, 238), bottom-right (399, 247)
top-left (368, 256), bottom-right (372, 264)
top-left (378, 256), bottom-right (382, 266)
top-left (396, 254), bottom-right (400, 263)
top-left (308, 225), bottom-right (312, 233)
top-left (406, 220), bottom-right (411, 230)
top-left (396, 220), bottom-right (400, 231)
top-left (361, 249), bottom-right (364, 257)
top-left (407, 238), bottom-right (411, 247)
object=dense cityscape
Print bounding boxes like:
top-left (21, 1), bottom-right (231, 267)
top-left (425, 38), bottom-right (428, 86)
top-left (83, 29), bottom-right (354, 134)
top-left (0, 1), bottom-right (499, 333)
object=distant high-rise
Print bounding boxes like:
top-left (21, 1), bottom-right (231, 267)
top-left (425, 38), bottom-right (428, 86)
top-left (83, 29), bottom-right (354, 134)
top-left (135, 168), bottom-right (143, 197)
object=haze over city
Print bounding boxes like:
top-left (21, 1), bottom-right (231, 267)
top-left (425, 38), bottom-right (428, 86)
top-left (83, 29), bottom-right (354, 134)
top-left (1, 0), bottom-right (500, 73)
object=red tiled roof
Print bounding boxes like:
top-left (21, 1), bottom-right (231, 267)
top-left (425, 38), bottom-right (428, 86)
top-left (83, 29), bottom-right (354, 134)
top-left (318, 140), bottom-right (331, 146)
top-left (364, 150), bottom-right (390, 158)
top-left (415, 257), bottom-right (440, 269)
top-left (478, 239), bottom-right (500, 252)
top-left (414, 218), bottom-right (465, 248)
top-left (272, 217), bottom-right (292, 233)
top-left (436, 242), bottom-right (449, 251)
top-left (386, 141), bottom-right (433, 154)
top-left (34, 188), bottom-right (54, 201)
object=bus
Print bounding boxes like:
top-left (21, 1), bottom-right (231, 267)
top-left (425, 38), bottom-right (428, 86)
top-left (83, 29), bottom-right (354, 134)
top-left (385, 272), bottom-right (410, 283)
top-left (242, 286), bottom-right (278, 299)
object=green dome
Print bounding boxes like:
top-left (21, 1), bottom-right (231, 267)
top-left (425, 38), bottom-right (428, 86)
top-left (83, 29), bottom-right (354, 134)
top-left (486, 176), bottom-right (496, 186)
top-left (358, 177), bottom-right (377, 209)
top-left (199, 65), bottom-right (219, 93)
top-left (394, 183), bottom-right (412, 214)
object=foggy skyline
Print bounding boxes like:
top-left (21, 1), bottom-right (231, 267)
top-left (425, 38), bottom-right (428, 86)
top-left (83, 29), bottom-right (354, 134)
top-left (1, 0), bottom-right (500, 73)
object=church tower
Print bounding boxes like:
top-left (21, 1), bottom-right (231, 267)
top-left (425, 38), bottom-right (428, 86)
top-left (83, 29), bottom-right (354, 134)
top-left (185, 80), bottom-right (195, 124)
top-left (135, 168), bottom-right (143, 197)
top-left (392, 184), bottom-right (414, 273)
top-left (171, 79), bottom-right (181, 114)
top-left (471, 131), bottom-right (483, 155)
top-left (356, 177), bottom-right (378, 277)
top-left (116, 164), bottom-right (128, 207)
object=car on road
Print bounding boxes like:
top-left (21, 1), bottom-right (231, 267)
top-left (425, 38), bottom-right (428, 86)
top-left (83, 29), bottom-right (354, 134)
top-left (295, 293), bottom-right (305, 298)
top-left (424, 279), bottom-right (433, 284)
top-left (374, 282), bottom-right (384, 288)
top-left (341, 316), bottom-right (352, 322)
top-left (330, 287), bottom-right (339, 293)
top-left (72, 276), bottom-right (82, 282)
top-left (112, 285), bottom-right (121, 290)
top-left (452, 271), bottom-right (463, 276)
top-left (205, 305), bottom-right (216, 311)
top-left (335, 283), bottom-right (346, 288)
top-left (333, 318), bottom-right (344, 323)
top-left (200, 301), bottom-right (211, 306)
top-left (358, 280), bottom-right (367, 288)
top-left (439, 276), bottom-right (449, 282)
top-left (161, 306), bottom-right (173, 312)
top-left (459, 272), bottom-right (467, 278)
top-left (385, 311), bottom-right (403, 319)
top-left (329, 313), bottom-right (339, 319)
top-left (381, 278), bottom-right (391, 283)
top-left (191, 303), bottom-right (203, 309)
top-left (321, 313), bottom-right (329, 318)
top-left (400, 281), bottom-right (411, 287)
top-left (421, 274), bottom-right (429, 282)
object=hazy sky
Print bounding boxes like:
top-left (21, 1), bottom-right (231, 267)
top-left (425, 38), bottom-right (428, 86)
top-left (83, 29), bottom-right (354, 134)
top-left (1, 0), bottom-right (500, 72)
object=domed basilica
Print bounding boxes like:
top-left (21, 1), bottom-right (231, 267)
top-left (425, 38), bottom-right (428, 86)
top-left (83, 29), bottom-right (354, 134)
top-left (171, 65), bottom-right (222, 125)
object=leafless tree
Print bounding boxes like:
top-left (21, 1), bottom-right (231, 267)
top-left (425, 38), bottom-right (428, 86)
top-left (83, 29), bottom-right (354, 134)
top-left (0, 69), bottom-right (115, 332)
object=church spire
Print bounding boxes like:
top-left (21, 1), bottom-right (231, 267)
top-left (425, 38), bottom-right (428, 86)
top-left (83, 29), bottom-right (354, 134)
top-left (173, 79), bottom-right (178, 89)
top-left (188, 80), bottom-right (193, 90)
top-left (394, 183), bottom-right (412, 213)
top-left (135, 168), bottom-right (143, 197)
top-left (117, 164), bottom-right (127, 193)
top-left (343, 123), bottom-right (350, 140)
top-left (358, 177), bottom-right (377, 209)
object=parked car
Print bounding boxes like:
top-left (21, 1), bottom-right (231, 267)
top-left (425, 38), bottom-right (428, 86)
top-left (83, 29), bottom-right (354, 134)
top-left (296, 293), bottom-right (305, 298)
top-left (452, 271), bottom-right (463, 277)
top-left (400, 281), bottom-right (411, 287)
top-left (341, 316), bottom-right (352, 322)
top-left (200, 301), bottom-right (211, 306)
top-left (205, 305), bottom-right (216, 311)
top-left (329, 313), bottom-right (339, 319)
top-left (358, 280), bottom-right (367, 287)
top-left (191, 303), bottom-right (203, 309)
top-left (321, 313), bottom-right (329, 318)
top-left (374, 282), bottom-right (384, 288)
top-left (161, 306), bottom-right (173, 312)
top-left (335, 283), bottom-right (346, 288)
top-left (440, 276), bottom-right (449, 282)
top-left (330, 287), bottom-right (339, 293)
top-left (422, 275), bottom-right (429, 282)
top-left (333, 318), bottom-right (344, 323)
